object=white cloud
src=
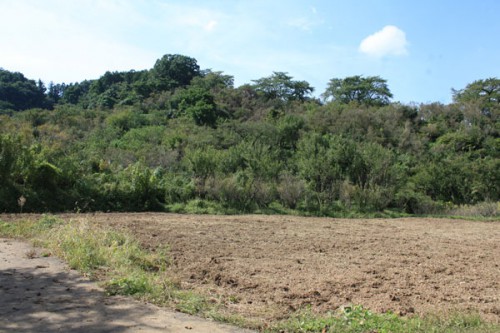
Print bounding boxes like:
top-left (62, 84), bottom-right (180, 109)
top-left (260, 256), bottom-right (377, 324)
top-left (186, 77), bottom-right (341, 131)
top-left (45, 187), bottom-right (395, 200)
top-left (359, 25), bottom-right (409, 58)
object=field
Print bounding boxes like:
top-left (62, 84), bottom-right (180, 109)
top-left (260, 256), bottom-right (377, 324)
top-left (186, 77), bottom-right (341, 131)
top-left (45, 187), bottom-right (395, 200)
top-left (46, 213), bottom-right (499, 324)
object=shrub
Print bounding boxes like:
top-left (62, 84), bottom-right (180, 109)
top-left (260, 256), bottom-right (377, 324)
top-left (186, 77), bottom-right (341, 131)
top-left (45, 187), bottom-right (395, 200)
top-left (277, 173), bottom-right (306, 209)
top-left (448, 201), bottom-right (499, 218)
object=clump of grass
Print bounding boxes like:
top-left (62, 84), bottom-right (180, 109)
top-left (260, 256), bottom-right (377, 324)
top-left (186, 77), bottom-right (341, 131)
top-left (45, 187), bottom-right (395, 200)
top-left (106, 275), bottom-right (153, 296)
top-left (0, 215), bottom-right (170, 298)
top-left (44, 219), bottom-right (171, 298)
top-left (167, 199), bottom-right (230, 215)
top-left (448, 201), bottom-right (499, 219)
top-left (24, 249), bottom-right (37, 259)
top-left (0, 214), bottom-right (62, 238)
top-left (267, 305), bottom-right (499, 333)
top-left (172, 289), bottom-right (211, 314)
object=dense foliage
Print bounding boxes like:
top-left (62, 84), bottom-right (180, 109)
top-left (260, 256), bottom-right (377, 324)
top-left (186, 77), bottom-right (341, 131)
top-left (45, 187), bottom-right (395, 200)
top-left (0, 69), bottom-right (49, 111)
top-left (0, 55), bottom-right (498, 215)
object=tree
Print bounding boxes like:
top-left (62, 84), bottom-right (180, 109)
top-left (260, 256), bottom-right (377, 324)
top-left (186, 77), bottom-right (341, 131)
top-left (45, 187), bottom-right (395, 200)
top-left (191, 70), bottom-right (234, 92)
top-left (252, 72), bottom-right (314, 102)
top-left (151, 54), bottom-right (201, 91)
top-left (0, 69), bottom-right (48, 110)
top-left (322, 75), bottom-right (393, 106)
top-left (60, 80), bottom-right (92, 105)
top-left (169, 87), bottom-right (220, 127)
top-left (452, 78), bottom-right (500, 117)
top-left (453, 78), bottom-right (500, 105)
top-left (47, 82), bottom-right (65, 104)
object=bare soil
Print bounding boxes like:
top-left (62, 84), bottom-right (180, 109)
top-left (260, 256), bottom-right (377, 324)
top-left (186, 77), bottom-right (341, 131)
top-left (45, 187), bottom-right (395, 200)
top-left (2, 213), bottom-right (500, 326)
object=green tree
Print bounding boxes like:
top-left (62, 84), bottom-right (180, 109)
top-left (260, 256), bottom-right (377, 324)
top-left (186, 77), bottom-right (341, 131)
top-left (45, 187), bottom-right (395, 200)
top-left (47, 82), bottom-right (65, 104)
top-left (322, 75), bottom-right (392, 106)
top-left (151, 54), bottom-right (201, 91)
top-left (60, 80), bottom-right (92, 105)
top-left (252, 72), bottom-right (314, 102)
top-left (0, 69), bottom-right (48, 110)
top-left (452, 77), bottom-right (499, 118)
top-left (191, 70), bottom-right (234, 92)
top-left (169, 87), bottom-right (220, 127)
top-left (295, 133), bottom-right (352, 210)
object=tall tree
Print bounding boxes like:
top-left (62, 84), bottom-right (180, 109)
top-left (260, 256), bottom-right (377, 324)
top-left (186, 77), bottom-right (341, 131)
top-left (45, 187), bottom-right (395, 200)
top-left (151, 54), bottom-right (201, 91)
top-left (0, 69), bottom-right (48, 110)
top-left (452, 77), bottom-right (500, 117)
top-left (322, 75), bottom-right (393, 106)
top-left (252, 72), bottom-right (314, 102)
top-left (47, 82), bottom-right (65, 104)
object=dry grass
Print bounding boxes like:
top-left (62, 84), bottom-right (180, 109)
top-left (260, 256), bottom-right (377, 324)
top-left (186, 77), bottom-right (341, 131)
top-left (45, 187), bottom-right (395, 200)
top-left (448, 202), bottom-right (499, 218)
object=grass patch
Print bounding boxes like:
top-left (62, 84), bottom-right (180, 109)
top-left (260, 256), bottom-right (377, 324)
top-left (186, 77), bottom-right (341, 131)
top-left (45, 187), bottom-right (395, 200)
top-left (0, 214), bottom-right (63, 238)
top-left (268, 306), bottom-right (499, 333)
top-left (167, 199), bottom-right (235, 215)
top-left (447, 202), bottom-right (499, 218)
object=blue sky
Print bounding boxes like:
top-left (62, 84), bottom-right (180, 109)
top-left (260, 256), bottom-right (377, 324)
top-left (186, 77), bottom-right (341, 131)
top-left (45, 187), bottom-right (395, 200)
top-left (1, 0), bottom-right (499, 104)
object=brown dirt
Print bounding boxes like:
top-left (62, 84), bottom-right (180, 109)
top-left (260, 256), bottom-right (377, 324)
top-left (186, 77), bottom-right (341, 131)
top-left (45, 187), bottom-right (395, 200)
top-left (3, 213), bottom-right (500, 325)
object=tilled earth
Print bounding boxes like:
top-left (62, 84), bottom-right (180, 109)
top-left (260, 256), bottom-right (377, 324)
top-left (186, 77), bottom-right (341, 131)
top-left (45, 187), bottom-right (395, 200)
top-left (5, 213), bottom-right (500, 324)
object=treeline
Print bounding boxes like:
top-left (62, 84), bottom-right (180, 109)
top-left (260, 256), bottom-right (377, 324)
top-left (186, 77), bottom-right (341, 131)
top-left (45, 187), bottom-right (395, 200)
top-left (0, 55), bottom-right (498, 215)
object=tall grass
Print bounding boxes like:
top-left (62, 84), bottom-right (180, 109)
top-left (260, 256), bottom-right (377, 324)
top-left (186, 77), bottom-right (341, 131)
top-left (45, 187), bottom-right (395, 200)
top-left (447, 201), bottom-right (499, 219)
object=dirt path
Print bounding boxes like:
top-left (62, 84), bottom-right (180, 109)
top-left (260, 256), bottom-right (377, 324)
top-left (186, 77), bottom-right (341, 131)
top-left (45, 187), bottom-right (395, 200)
top-left (0, 238), bottom-right (255, 333)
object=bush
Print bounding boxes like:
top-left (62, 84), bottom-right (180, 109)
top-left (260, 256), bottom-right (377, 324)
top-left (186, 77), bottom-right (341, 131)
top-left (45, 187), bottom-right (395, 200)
top-left (277, 173), bottom-right (306, 209)
top-left (395, 187), bottom-right (447, 215)
top-left (448, 201), bottom-right (499, 217)
top-left (164, 173), bottom-right (195, 204)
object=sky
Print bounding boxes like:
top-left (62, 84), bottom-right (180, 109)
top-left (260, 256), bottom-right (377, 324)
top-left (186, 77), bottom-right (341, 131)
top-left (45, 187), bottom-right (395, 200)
top-left (1, 0), bottom-right (499, 104)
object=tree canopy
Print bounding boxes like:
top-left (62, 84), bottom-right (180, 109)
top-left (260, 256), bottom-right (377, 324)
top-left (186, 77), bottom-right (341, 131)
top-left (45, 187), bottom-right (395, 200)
top-left (152, 54), bottom-right (201, 90)
top-left (322, 75), bottom-right (393, 106)
top-left (453, 77), bottom-right (499, 118)
top-left (0, 69), bottom-right (49, 111)
top-left (252, 72), bottom-right (314, 102)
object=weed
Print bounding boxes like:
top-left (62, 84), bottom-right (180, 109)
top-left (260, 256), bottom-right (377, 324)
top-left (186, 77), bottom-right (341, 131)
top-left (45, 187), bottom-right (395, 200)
top-left (448, 201), bottom-right (499, 218)
top-left (168, 199), bottom-right (228, 215)
top-left (0, 219), bottom-right (37, 238)
top-left (173, 290), bottom-right (210, 315)
top-left (17, 195), bottom-right (26, 213)
top-left (106, 275), bottom-right (152, 296)
top-left (24, 249), bottom-right (37, 259)
top-left (267, 306), bottom-right (499, 333)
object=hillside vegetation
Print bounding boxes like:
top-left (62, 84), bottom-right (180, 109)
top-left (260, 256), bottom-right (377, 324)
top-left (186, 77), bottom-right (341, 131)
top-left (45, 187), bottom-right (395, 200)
top-left (0, 55), bottom-right (498, 215)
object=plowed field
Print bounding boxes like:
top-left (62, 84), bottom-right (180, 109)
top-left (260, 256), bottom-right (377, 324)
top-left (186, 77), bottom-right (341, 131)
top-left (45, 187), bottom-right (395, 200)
top-left (7, 213), bottom-right (500, 323)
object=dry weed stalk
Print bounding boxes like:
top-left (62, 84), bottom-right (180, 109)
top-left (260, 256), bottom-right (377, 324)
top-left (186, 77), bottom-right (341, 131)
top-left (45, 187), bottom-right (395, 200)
top-left (18, 195), bottom-right (26, 213)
